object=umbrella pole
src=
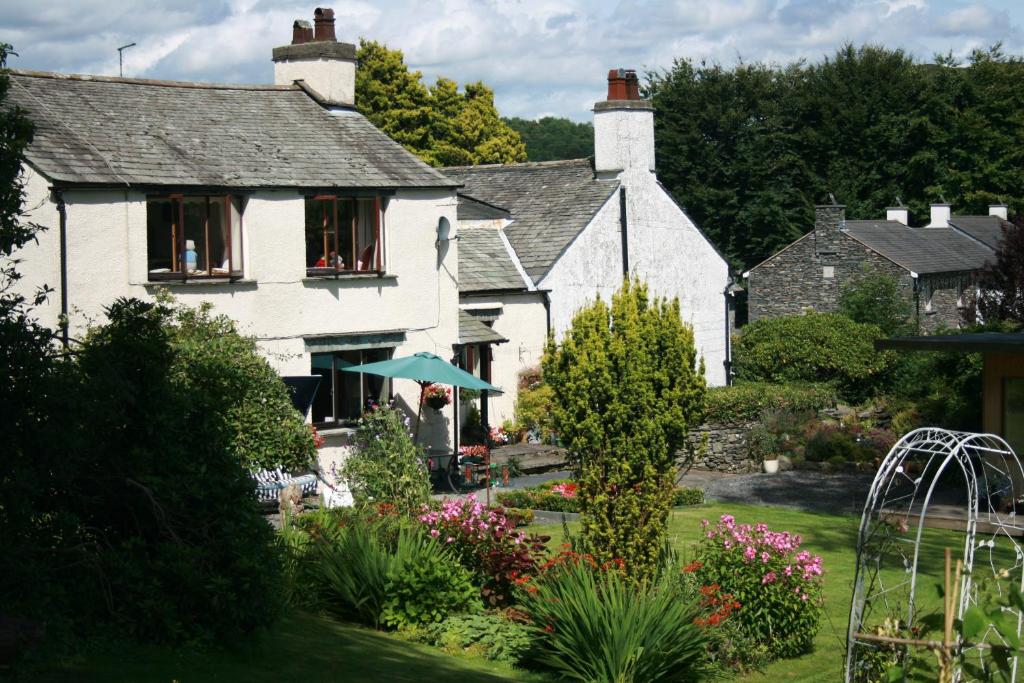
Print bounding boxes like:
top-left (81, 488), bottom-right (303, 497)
top-left (414, 381), bottom-right (427, 443)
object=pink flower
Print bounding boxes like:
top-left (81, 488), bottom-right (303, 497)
top-left (760, 551), bottom-right (771, 564)
top-left (430, 529), bottom-right (440, 538)
top-left (743, 546), bottom-right (756, 562)
top-left (762, 572), bottom-right (777, 584)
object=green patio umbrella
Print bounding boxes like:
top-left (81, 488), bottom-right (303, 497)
top-left (341, 352), bottom-right (502, 440)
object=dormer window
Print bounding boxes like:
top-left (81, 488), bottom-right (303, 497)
top-left (305, 195), bottom-right (383, 277)
top-left (147, 195), bottom-right (243, 280)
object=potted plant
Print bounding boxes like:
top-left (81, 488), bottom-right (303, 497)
top-left (422, 383), bottom-right (452, 411)
top-left (749, 425), bottom-right (781, 474)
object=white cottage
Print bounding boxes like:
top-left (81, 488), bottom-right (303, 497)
top-left (7, 9), bottom-right (466, 483)
top-left (447, 69), bottom-right (733, 425)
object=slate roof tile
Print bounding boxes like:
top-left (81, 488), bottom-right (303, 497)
top-left (7, 70), bottom-right (457, 189)
top-left (458, 226), bottom-right (529, 293)
top-left (843, 220), bottom-right (995, 274)
top-left (458, 310), bottom-right (507, 345)
top-left (948, 215), bottom-right (1012, 250)
top-left (444, 159), bottom-right (619, 281)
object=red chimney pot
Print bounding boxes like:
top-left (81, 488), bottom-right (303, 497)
top-left (313, 7), bottom-right (336, 42)
top-left (292, 20), bottom-right (313, 45)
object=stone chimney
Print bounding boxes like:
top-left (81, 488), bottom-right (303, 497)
top-left (593, 68), bottom-right (655, 174)
top-left (927, 202), bottom-right (951, 228)
top-left (814, 201), bottom-right (846, 257)
top-left (273, 7), bottom-right (356, 107)
top-left (989, 203), bottom-right (1009, 220)
top-left (886, 205), bottom-right (909, 225)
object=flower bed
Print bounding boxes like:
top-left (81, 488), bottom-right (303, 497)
top-left (497, 479), bottom-right (704, 512)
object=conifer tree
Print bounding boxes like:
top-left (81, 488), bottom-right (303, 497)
top-left (542, 279), bottom-right (706, 584)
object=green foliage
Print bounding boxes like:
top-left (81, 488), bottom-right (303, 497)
top-left (705, 382), bottom-right (837, 423)
top-left (305, 519), bottom-right (392, 627)
top-left (381, 529), bottom-right (479, 629)
top-left (649, 43), bottom-right (1024, 270)
top-left (341, 405), bottom-right (430, 513)
top-left (693, 515), bottom-right (824, 663)
top-left (974, 217), bottom-right (1024, 326)
top-left (674, 487), bottom-right (705, 506)
top-left (748, 424), bottom-right (780, 460)
top-left (838, 265), bottom-right (913, 335)
top-left (503, 116), bottom-right (594, 161)
top-left (497, 482), bottom-right (703, 512)
top-left (543, 278), bottom-right (706, 584)
top-left (418, 613), bottom-right (532, 664)
top-left (885, 341), bottom-right (983, 431)
top-left (355, 40), bottom-right (526, 167)
top-left (733, 312), bottom-right (892, 402)
top-left (513, 375), bottom-right (555, 442)
top-left (520, 558), bottom-right (709, 682)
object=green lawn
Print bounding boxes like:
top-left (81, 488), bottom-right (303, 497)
top-left (22, 503), bottom-right (978, 682)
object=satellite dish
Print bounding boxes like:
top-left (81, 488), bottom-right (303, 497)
top-left (437, 216), bottom-right (453, 243)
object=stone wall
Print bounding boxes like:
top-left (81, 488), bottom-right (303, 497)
top-left (682, 420), bottom-right (760, 473)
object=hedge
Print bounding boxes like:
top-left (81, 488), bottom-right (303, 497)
top-left (704, 382), bottom-right (837, 424)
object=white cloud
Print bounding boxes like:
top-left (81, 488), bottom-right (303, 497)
top-left (0, 0), bottom-right (1020, 120)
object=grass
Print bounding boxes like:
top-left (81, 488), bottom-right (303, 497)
top-left (21, 504), bottom-right (987, 682)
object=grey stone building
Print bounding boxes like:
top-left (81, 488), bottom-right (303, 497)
top-left (744, 202), bottom-right (1011, 332)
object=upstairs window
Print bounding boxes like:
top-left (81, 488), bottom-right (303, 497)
top-left (305, 196), bottom-right (383, 276)
top-left (147, 195), bottom-right (243, 279)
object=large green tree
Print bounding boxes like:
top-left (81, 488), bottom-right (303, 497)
top-left (355, 40), bottom-right (526, 166)
top-left (504, 116), bottom-right (594, 161)
top-left (542, 279), bottom-right (706, 584)
top-left (648, 43), bottom-right (1024, 271)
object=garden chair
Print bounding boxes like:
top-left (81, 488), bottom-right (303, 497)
top-left (251, 467), bottom-right (318, 503)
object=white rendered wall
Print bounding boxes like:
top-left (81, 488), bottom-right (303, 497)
top-left (539, 173), bottom-right (729, 387)
top-left (274, 59), bottom-right (355, 106)
top-left (594, 108), bottom-right (655, 173)
top-left (13, 165), bottom-right (461, 448)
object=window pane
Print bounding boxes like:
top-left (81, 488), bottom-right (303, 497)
top-left (363, 348), bottom-right (391, 408)
top-left (146, 198), bottom-right (176, 273)
top-left (310, 353), bottom-right (334, 424)
top-left (183, 197), bottom-right (207, 273)
top-left (230, 197), bottom-right (243, 274)
top-left (338, 200), bottom-right (355, 270)
top-left (206, 197), bottom-right (228, 274)
top-left (305, 198), bottom-right (339, 269)
top-left (335, 351), bottom-right (362, 420)
top-left (355, 199), bottom-right (377, 271)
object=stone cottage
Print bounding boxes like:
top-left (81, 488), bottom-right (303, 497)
top-left (447, 69), bottom-right (733, 425)
top-left (744, 201), bottom-right (1010, 331)
top-left (7, 9), bottom-right (468, 498)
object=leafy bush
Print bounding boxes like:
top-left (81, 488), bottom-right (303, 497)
top-left (341, 405), bottom-right (430, 513)
top-left (503, 507), bottom-right (535, 526)
top-left (419, 612), bottom-right (532, 664)
top-left (305, 520), bottom-right (391, 627)
top-left (691, 515), bottom-right (824, 662)
top-left (674, 487), bottom-right (705, 506)
top-left (520, 555), bottom-right (709, 682)
top-left (733, 313), bottom-right (892, 402)
top-left (885, 337), bottom-right (983, 431)
top-left (497, 482), bottom-right (704, 511)
top-left (838, 265), bottom-right (913, 336)
top-left (418, 494), bottom-right (549, 607)
top-left (381, 529), bottom-right (479, 629)
top-left (705, 382), bottom-right (836, 424)
top-left (514, 380), bottom-right (556, 442)
top-left (543, 279), bottom-right (706, 584)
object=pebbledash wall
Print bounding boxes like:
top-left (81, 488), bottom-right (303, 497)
top-left (16, 164), bottom-right (462, 454)
top-left (746, 205), bottom-right (964, 332)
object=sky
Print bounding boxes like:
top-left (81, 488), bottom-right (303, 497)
top-left (2, 0), bottom-right (1022, 121)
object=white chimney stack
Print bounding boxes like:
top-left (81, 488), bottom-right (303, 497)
top-left (593, 69), bottom-right (655, 174)
top-left (989, 204), bottom-right (1009, 220)
top-left (886, 206), bottom-right (908, 225)
top-left (273, 8), bottom-right (356, 107)
top-left (927, 202), bottom-right (951, 228)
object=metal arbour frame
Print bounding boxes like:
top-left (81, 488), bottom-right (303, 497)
top-left (846, 428), bottom-right (1024, 682)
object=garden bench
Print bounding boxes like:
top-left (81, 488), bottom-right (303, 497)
top-left (252, 467), bottom-right (318, 503)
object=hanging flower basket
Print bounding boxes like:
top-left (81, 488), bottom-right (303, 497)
top-left (422, 383), bottom-right (452, 411)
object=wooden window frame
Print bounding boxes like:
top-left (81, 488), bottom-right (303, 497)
top-left (305, 194), bottom-right (385, 278)
top-left (147, 193), bottom-right (244, 282)
top-left (311, 348), bottom-right (394, 427)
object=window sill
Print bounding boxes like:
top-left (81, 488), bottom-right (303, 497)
top-left (316, 426), bottom-right (357, 437)
top-left (145, 277), bottom-right (254, 287)
top-left (303, 272), bottom-right (397, 283)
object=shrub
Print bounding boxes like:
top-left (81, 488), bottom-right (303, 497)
top-left (306, 520), bottom-right (392, 627)
top-left (674, 487), bottom-right (705, 506)
top-left (801, 423), bottom-right (890, 464)
top-left (341, 405), bottom-right (430, 513)
top-left (420, 612), bottom-right (532, 664)
top-left (838, 264), bottom-right (913, 335)
top-left (691, 515), bottom-right (824, 661)
top-left (381, 529), bottom-right (479, 629)
top-left (885, 336), bottom-right (983, 431)
top-left (705, 382), bottom-right (836, 424)
top-left (543, 278), bottom-right (706, 584)
top-left (497, 483), bottom-right (704, 511)
top-left (514, 380), bottom-right (555, 442)
top-left (732, 313), bottom-right (892, 402)
top-left (521, 555), bottom-right (709, 682)
top-left (418, 494), bottom-right (549, 607)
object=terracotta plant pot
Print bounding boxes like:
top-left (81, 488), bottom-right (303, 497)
top-left (763, 459), bottom-right (780, 474)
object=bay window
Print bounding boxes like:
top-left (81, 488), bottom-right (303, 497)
top-left (310, 348), bottom-right (392, 426)
top-left (147, 195), bottom-right (243, 279)
top-left (305, 195), bottom-right (383, 276)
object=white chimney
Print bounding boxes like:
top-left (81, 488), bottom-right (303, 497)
top-left (989, 204), bottom-right (1009, 220)
top-left (886, 206), bottom-right (908, 225)
top-left (593, 69), bottom-right (655, 174)
top-left (273, 8), bottom-right (356, 107)
top-left (927, 203), bottom-right (951, 228)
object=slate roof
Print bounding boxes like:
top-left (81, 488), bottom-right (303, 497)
top-left (458, 310), bottom-right (507, 345)
top-left (843, 220), bottom-right (995, 274)
top-left (948, 215), bottom-right (1011, 250)
top-left (444, 159), bottom-right (619, 281)
top-left (6, 70), bottom-right (456, 189)
top-left (457, 194), bottom-right (511, 221)
top-left (458, 226), bottom-right (529, 293)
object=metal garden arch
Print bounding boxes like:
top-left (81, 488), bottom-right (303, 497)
top-left (846, 428), bottom-right (1024, 682)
